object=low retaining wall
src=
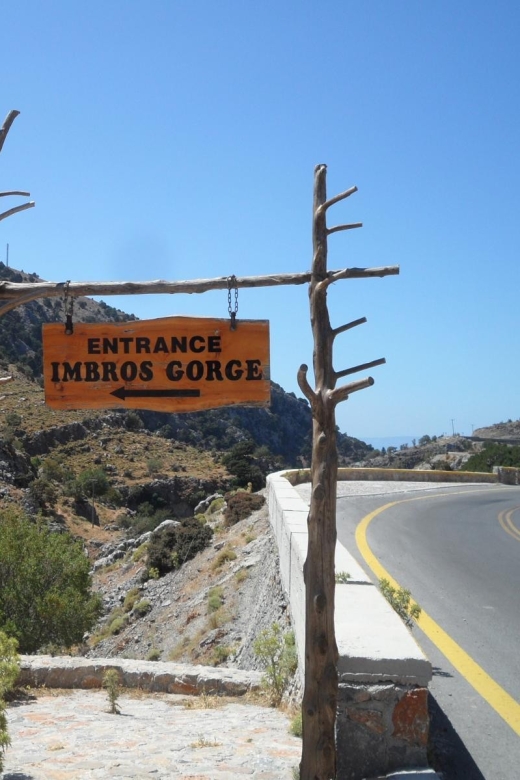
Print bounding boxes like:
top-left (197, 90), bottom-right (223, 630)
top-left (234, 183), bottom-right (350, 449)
top-left (18, 655), bottom-right (262, 697)
top-left (494, 466), bottom-right (520, 485)
top-left (267, 471), bottom-right (432, 780)
top-left (286, 466), bottom-right (497, 485)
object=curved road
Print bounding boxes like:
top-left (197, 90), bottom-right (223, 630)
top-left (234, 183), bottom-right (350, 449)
top-left (336, 484), bottom-right (520, 780)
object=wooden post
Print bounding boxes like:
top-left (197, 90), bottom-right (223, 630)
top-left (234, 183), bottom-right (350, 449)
top-left (297, 164), bottom-right (383, 779)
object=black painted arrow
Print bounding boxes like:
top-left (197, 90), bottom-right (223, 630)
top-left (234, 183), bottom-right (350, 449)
top-left (110, 387), bottom-right (201, 400)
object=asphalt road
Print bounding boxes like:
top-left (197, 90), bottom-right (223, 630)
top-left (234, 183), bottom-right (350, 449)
top-left (335, 484), bottom-right (520, 780)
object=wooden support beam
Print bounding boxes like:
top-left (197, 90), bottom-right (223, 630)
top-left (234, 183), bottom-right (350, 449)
top-left (0, 266), bottom-right (399, 318)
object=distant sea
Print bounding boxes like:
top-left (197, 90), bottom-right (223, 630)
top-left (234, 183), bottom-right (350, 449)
top-left (361, 436), bottom-right (419, 450)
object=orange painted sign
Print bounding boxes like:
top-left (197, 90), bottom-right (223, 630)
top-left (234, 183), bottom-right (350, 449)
top-left (43, 316), bottom-right (270, 412)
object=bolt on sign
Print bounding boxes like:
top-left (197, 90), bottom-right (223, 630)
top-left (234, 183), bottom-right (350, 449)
top-left (43, 316), bottom-right (270, 412)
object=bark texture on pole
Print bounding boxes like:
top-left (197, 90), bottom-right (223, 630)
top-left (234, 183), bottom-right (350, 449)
top-left (297, 165), bottom-right (385, 779)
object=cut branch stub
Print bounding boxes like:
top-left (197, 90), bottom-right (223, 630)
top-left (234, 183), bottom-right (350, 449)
top-left (329, 375), bottom-right (375, 406)
top-left (0, 202), bottom-right (36, 223)
top-left (0, 109), bottom-right (34, 225)
top-left (335, 357), bottom-right (386, 380)
top-left (0, 110), bottom-right (20, 155)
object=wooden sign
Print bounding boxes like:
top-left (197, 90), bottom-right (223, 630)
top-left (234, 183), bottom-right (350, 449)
top-left (43, 316), bottom-right (270, 412)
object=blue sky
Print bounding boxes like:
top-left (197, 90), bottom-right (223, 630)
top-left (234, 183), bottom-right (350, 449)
top-left (2, 2), bottom-right (519, 444)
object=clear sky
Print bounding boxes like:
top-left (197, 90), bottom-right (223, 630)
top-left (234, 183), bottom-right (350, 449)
top-left (2, 2), bottom-right (519, 444)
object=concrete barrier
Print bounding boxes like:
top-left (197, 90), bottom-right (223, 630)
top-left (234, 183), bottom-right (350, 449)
top-left (267, 470), bottom-right (432, 780)
top-left (286, 466), bottom-right (497, 485)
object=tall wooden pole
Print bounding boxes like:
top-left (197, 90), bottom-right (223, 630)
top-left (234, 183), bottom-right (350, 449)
top-left (298, 165), bottom-right (384, 779)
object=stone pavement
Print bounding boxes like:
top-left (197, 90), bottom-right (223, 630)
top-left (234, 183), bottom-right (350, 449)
top-left (2, 688), bottom-right (301, 780)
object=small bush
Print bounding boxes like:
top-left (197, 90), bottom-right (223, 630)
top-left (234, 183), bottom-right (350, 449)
top-left (108, 616), bottom-right (127, 635)
top-left (211, 644), bottom-right (232, 665)
top-left (28, 477), bottom-right (58, 511)
top-left (146, 457), bottom-right (162, 476)
top-left (4, 412), bottom-right (21, 429)
top-left (335, 571), bottom-right (350, 584)
top-left (124, 411), bottom-right (143, 431)
top-left (147, 518), bottom-right (213, 576)
top-left (134, 599), bottom-right (151, 616)
top-left (208, 497), bottom-right (225, 514)
top-left (253, 623), bottom-right (297, 705)
top-left (234, 568), bottom-right (248, 585)
top-left (289, 710), bottom-right (302, 738)
top-left (146, 648), bottom-right (161, 661)
top-left (0, 632), bottom-right (20, 772)
top-left (379, 578), bottom-right (421, 628)
top-left (123, 588), bottom-right (140, 613)
top-left (207, 608), bottom-right (232, 630)
top-left (212, 546), bottom-right (237, 570)
top-left (102, 669), bottom-right (121, 714)
top-left (207, 586), bottom-right (224, 613)
top-left (132, 542), bottom-right (149, 562)
top-left (223, 491), bottom-right (265, 526)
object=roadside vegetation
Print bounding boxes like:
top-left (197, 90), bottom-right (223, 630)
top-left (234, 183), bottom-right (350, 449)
top-left (0, 631), bottom-right (20, 772)
top-left (462, 441), bottom-right (520, 472)
top-left (0, 507), bottom-right (102, 652)
top-left (379, 578), bottom-right (421, 629)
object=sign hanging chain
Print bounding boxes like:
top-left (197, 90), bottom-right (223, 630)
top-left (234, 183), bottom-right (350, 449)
top-left (63, 281), bottom-right (74, 335)
top-left (227, 275), bottom-right (238, 330)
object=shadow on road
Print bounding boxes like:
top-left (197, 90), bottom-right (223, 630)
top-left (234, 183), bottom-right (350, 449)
top-left (2, 774), bottom-right (35, 779)
top-left (431, 666), bottom-right (453, 679)
top-left (428, 694), bottom-right (486, 780)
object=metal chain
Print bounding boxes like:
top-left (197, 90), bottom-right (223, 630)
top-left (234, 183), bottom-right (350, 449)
top-left (227, 275), bottom-right (238, 330)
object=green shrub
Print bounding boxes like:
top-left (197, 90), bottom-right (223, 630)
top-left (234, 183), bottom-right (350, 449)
top-left (147, 517), bottom-right (213, 576)
top-left (131, 542), bottom-right (149, 562)
top-left (211, 644), bottom-right (232, 664)
top-left (208, 497), bottom-right (225, 514)
top-left (379, 578), bottom-right (421, 628)
top-left (124, 411), bottom-right (143, 431)
top-left (102, 669), bottom-right (121, 714)
top-left (221, 440), bottom-right (265, 490)
top-left (146, 457), bottom-right (162, 476)
top-left (463, 442), bottom-right (520, 472)
top-left (41, 456), bottom-right (69, 483)
top-left (4, 412), bottom-right (21, 429)
top-left (207, 587), bottom-right (224, 613)
top-left (0, 508), bottom-right (102, 652)
top-left (28, 477), bottom-right (58, 511)
top-left (146, 648), bottom-right (161, 661)
top-left (335, 571), bottom-right (350, 584)
top-left (123, 588), bottom-right (140, 613)
top-left (134, 599), bottom-right (151, 616)
top-left (253, 623), bottom-right (297, 705)
top-left (223, 491), bottom-right (265, 526)
top-left (68, 467), bottom-right (110, 501)
top-left (212, 546), bottom-right (237, 569)
top-left (289, 710), bottom-right (302, 738)
top-left (108, 616), bottom-right (127, 635)
top-left (0, 632), bottom-right (20, 772)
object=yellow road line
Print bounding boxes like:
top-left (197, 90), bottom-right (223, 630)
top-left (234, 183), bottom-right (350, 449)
top-left (498, 507), bottom-right (520, 542)
top-left (355, 493), bottom-right (520, 737)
